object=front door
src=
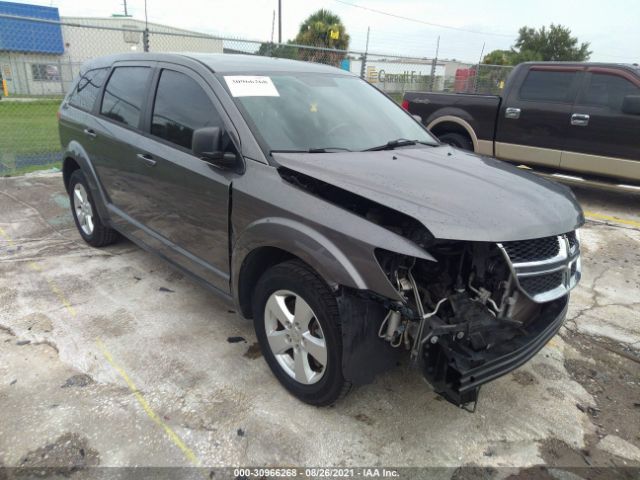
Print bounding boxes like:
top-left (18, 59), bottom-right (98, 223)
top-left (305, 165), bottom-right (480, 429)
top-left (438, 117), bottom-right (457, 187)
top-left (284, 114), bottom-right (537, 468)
top-left (560, 68), bottom-right (640, 182)
top-left (495, 66), bottom-right (582, 168)
top-left (91, 62), bottom-right (155, 225)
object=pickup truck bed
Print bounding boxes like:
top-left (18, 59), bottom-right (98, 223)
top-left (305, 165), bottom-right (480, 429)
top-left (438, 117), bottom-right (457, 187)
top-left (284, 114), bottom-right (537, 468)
top-left (403, 92), bottom-right (500, 156)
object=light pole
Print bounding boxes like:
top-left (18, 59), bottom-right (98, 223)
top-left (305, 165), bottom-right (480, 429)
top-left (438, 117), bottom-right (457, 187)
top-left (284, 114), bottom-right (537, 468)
top-left (278, 0), bottom-right (282, 44)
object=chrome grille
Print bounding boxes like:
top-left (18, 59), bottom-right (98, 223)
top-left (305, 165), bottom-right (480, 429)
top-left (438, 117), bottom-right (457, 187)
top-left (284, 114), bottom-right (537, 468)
top-left (498, 231), bottom-right (581, 303)
top-left (501, 236), bottom-right (560, 263)
top-left (519, 271), bottom-right (564, 296)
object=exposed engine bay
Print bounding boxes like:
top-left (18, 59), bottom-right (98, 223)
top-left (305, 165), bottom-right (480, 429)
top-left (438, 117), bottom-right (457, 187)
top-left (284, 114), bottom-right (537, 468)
top-left (374, 236), bottom-right (578, 409)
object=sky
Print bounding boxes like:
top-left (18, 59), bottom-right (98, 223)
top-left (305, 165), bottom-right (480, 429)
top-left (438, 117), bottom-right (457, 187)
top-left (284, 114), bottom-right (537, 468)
top-left (21, 0), bottom-right (640, 63)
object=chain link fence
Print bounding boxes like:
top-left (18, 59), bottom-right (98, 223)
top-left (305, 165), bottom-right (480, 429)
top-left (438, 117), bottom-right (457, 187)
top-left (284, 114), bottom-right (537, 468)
top-left (0, 13), bottom-right (512, 175)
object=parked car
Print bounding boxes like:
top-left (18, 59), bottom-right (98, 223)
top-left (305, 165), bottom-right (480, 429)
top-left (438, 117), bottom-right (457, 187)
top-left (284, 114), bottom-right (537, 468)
top-left (403, 62), bottom-right (640, 192)
top-left (59, 53), bottom-right (583, 408)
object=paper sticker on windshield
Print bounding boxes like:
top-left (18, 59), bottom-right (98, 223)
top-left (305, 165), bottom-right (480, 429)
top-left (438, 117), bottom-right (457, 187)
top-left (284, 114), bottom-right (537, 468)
top-left (224, 76), bottom-right (279, 97)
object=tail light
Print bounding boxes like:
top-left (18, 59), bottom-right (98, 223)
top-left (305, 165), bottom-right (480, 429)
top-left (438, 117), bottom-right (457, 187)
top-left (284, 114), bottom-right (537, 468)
top-left (401, 99), bottom-right (409, 111)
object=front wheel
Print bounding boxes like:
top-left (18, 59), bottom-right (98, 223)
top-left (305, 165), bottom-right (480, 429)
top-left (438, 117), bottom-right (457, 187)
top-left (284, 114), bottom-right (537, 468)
top-left (252, 260), bottom-right (351, 406)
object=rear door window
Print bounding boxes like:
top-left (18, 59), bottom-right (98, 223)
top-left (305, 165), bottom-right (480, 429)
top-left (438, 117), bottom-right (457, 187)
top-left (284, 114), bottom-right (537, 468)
top-left (151, 69), bottom-right (223, 150)
top-left (519, 70), bottom-right (578, 103)
top-left (100, 66), bottom-right (150, 128)
top-left (69, 68), bottom-right (109, 111)
top-left (578, 72), bottom-right (640, 111)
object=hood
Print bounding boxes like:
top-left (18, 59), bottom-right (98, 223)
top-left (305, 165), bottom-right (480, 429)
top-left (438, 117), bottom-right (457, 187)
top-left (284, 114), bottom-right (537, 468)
top-left (273, 145), bottom-right (584, 242)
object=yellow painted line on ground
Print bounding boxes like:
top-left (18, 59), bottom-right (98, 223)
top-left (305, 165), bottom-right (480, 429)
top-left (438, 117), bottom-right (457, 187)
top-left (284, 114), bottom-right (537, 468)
top-left (1, 226), bottom-right (199, 466)
top-left (0, 226), bottom-right (16, 246)
top-left (95, 339), bottom-right (201, 466)
top-left (584, 210), bottom-right (640, 229)
top-left (28, 261), bottom-right (78, 318)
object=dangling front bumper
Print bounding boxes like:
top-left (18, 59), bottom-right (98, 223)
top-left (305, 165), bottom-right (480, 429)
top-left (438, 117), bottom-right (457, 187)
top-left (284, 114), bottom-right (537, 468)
top-left (421, 295), bottom-right (568, 408)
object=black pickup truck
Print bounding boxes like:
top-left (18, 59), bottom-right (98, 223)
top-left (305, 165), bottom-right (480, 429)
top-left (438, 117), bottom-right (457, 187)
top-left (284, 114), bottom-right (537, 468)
top-left (403, 62), bottom-right (640, 191)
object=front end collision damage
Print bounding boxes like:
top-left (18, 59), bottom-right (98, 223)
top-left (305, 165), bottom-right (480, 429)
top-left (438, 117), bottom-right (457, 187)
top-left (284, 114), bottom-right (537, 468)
top-left (270, 160), bottom-right (583, 410)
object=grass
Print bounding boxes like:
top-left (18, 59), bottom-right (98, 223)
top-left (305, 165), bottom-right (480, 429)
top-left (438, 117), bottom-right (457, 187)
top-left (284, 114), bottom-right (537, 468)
top-left (2, 161), bottom-right (62, 178)
top-left (0, 99), bottom-right (62, 174)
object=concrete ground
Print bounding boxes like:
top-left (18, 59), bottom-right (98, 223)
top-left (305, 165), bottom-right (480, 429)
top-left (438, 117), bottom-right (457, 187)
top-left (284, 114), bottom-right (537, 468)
top-left (0, 173), bottom-right (638, 477)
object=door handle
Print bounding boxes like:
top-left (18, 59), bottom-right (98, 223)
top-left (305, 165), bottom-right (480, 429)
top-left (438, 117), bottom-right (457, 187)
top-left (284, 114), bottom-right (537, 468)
top-left (83, 128), bottom-right (96, 138)
top-left (505, 107), bottom-right (521, 119)
top-left (571, 113), bottom-right (590, 127)
top-left (136, 153), bottom-right (157, 167)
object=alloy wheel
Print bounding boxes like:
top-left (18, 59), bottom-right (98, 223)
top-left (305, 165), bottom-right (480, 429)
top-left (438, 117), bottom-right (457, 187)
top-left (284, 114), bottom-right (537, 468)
top-left (73, 183), bottom-right (94, 236)
top-left (263, 289), bottom-right (327, 385)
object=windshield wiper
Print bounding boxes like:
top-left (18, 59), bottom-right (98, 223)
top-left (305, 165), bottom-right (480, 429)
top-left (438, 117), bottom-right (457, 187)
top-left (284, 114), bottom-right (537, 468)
top-left (308, 147), bottom-right (352, 153)
top-left (364, 139), bottom-right (435, 151)
top-left (270, 147), bottom-right (352, 154)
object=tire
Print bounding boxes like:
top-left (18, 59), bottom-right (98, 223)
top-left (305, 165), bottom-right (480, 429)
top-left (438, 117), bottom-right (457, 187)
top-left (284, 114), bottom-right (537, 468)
top-left (68, 169), bottom-right (118, 247)
top-left (252, 260), bottom-right (351, 406)
top-left (438, 132), bottom-right (474, 151)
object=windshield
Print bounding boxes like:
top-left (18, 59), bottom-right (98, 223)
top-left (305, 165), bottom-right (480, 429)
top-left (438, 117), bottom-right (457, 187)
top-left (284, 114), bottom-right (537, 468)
top-left (221, 72), bottom-right (438, 152)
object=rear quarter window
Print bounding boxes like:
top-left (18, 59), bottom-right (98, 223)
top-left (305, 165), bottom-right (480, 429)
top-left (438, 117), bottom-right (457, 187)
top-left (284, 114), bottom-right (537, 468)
top-left (68, 68), bottom-right (109, 112)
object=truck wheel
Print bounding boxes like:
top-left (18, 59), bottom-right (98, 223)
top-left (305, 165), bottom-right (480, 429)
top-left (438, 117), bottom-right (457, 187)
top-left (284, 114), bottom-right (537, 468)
top-left (252, 260), bottom-right (351, 406)
top-left (438, 132), bottom-right (474, 151)
top-left (68, 170), bottom-right (118, 247)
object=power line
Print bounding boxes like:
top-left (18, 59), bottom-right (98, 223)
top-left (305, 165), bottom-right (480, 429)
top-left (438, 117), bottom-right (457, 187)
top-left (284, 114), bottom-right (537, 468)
top-left (332, 0), bottom-right (515, 38)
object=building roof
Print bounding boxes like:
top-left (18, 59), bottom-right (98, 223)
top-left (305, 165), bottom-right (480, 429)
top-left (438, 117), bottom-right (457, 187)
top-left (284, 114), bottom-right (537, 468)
top-left (0, 1), bottom-right (64, 54)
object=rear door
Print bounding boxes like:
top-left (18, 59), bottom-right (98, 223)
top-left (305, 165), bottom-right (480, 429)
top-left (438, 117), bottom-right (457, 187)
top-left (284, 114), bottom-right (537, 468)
top-left (129, 64), bottom-right (239, 292)
top-left (560, 67), bottom-right (640, 182)
top-left (90, 61), bottom-right (155, 226)
top-left (495, 66), bottom-right (582, 167)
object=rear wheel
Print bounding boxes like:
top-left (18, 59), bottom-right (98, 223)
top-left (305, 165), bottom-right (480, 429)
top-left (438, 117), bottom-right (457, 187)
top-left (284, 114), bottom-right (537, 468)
top-left (438, 132), bottom-right (474, 151)
top-left (68, 170), bottom-right (118, 247)
top-left (252, 260), bottom-right (350, 406)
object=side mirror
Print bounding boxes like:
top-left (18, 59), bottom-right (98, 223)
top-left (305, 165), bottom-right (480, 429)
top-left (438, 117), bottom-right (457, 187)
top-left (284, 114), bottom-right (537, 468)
top-left (192, 127), bottom-right (238, 168)
top-left (622, 95), bottom-right (640, 115)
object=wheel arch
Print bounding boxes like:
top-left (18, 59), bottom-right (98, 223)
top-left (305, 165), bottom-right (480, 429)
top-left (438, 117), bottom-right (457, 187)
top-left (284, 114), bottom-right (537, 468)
top-left (62, 157), bottom-right (81, 193)
top-left (61, 142), bottom-right (111, 223)
top-left (427, 115), bottom-right (479, 152)
top-left (232, 218), bottom-right (371, 319)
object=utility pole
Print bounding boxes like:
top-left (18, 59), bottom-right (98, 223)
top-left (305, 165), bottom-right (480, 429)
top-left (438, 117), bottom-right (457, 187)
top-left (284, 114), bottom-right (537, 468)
top-left (271, 9), bottom-right (275, 44)
top-left (278, 0), bottom-right (282, 43)
top-left (360, 26), bottom-right (370, 79)
top-left (474, 42), bottom-right (485, 93)
top-left (123, 0), bottom-right (128, 16)
top-left (429, 35), bottom-right (440, 91)
top-left (143, 0), bottom-right (149, 52)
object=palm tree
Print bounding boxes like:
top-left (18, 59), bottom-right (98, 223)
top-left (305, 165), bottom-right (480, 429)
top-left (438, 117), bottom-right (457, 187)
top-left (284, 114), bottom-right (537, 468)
top-left (294, 9), bottom-right (350, 65)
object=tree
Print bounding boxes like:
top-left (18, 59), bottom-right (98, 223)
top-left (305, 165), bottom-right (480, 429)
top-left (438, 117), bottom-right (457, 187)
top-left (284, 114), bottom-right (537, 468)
top-left (257, 41), bottom-right (299, 60)
top-left (483, 24), bottom-right (591, 65)
top-left (293, 9), bottom-right (350, 65)
top-left (482, 49), bottom-right (515, 66)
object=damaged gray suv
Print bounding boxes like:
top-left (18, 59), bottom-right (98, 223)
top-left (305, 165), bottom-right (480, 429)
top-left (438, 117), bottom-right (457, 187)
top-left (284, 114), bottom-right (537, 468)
top-left (58, 53), bottom-right (583, 408)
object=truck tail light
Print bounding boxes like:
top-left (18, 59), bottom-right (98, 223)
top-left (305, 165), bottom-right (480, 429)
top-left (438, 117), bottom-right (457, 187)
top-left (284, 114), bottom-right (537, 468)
top-left (401, 99), bottom-right (409, 111)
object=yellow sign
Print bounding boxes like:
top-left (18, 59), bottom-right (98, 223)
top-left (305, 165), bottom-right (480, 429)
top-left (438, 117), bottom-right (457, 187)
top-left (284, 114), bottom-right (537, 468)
top-left (330, 29), bottom-right (339, 40)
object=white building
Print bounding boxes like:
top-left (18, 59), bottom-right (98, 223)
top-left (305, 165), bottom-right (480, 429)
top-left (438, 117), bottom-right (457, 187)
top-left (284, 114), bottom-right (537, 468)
top-left (0, 13), bottom-right (223, 96)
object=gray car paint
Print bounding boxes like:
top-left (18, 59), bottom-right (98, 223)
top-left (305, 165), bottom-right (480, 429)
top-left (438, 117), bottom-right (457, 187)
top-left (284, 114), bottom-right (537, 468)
top-left (59, 52), bottom-right (584, 313)
top-left (272, 145), bottom-right (584, 242)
